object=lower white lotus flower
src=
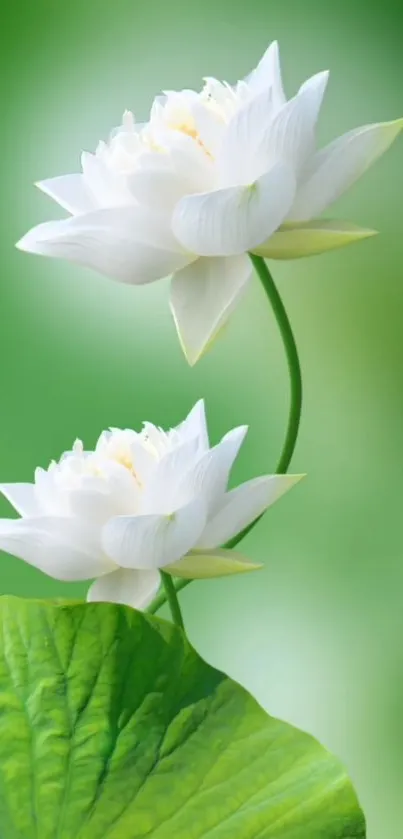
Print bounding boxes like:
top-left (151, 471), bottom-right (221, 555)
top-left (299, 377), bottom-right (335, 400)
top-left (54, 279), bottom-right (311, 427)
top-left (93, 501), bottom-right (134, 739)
top-left (0, 401), bottom-right (302, 609)
top-left (17, 41), bottom-right (402, 364)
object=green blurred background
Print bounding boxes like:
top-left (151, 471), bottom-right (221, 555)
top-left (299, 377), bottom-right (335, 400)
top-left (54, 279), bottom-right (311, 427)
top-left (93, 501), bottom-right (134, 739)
top-left (1, 0), bottom-right (402, 835)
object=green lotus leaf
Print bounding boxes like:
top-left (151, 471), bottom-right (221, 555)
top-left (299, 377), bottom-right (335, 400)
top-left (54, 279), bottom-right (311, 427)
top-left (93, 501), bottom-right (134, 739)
top-left (0, 596), bottom-right (365, 838)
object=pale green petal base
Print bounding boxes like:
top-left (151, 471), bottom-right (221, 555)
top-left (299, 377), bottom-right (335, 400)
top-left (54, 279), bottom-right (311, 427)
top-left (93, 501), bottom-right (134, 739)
top-left (253, 219), bottom-right (377, 260)
top-left (165, 547), bottom-right (263, 578)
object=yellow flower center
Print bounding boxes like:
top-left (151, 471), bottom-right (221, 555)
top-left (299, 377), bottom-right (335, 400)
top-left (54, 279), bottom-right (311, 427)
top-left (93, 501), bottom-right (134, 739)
top-left (176, 123), bottom-right (199, 141)
top-left (174, 121), bottom-right (213, 158)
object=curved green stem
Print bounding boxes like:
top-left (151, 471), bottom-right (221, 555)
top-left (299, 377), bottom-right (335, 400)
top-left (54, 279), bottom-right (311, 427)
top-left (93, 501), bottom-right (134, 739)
top-left (226, 254), bottom-right (303, 549)
top-left (248, 254), bottom-right (302, 475)
top-left (160, 571), bottom-right (185, 629)
top-left (146, 254), bottom-right (302, 617)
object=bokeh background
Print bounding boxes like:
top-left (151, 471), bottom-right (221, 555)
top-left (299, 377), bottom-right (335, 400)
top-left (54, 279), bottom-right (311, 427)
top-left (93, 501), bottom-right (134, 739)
top-left (1, 0), bottom-right (402, 835)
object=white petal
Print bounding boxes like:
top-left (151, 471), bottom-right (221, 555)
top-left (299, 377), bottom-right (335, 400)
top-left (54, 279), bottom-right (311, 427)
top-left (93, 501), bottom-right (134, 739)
top-left (297, 71), bottom-right (329, 127)
top-left (135, 152), bottom-right (173, 172)
top-left (178, 426), bottom-right (248, 516)
top-left (93, 460), bottom-right (140, 509)
top-left (16, 206), bottom-right (194, 284)
top-left (244, 41), bottom-right (286, 109)
top-left (155, 131), bottom-right (215, 192)
top-left (172, 163), bottom-right (295, 257)
top-left (87, 567), bottom-right (160, 610)
top-left (128, 439), bottom-right (158, 485)
top-left (34, 467), bottom-right (67, 515)
top-left (0, 483), bottom-right (41, 517)
top-left (141, 423), bottom-right (172, 458)
top-left (198, 474), bottom-right (304, 549)
top-left (0, 516), bottom-right (115, 580)
top-left (68, 489), bottom-right (120, 525)
top-left (140, 439), bottom-right (202, 514)
top-left (101, 497), bottom-right (206, 570)
top-left (36, 174), bottom-right (97, 215)
top-left (219, 73), bottom-right (327, 189)
top-left (253, 219), bottom-right (377, 259)
top-left (217, 87), bottom-right (275, 186)
top-left (165, 548), bottom-right (262, 579)
top-left (68, 466), bottom-right (140, 525)
top-left (175, 399), bottom-right (209, 450)
top-left (168, 131), bottom-right (214, 180)
top-left (129, 167), bottom-right (192, 211)
top-left (170, 255), bottom-right (251, 365)
top-left (291, 118), bottom-right (403, 220)
top-left (81, 151), bottom-right (133, 207)
top-left (95, 430), bottom-right (157, 487)
top-left (261, 74), bottom-right (329, 174)
top-left (189, 101), bottom-right (226, 157)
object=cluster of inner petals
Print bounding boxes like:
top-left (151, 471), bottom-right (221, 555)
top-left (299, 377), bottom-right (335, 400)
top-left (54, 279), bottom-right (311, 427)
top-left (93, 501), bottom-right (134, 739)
top-left (96, 76), bottom-right (245, 172)
top-left (48, 433), bottom-right (138, 491)
top-left (112, 449), bottom-right (139, 476)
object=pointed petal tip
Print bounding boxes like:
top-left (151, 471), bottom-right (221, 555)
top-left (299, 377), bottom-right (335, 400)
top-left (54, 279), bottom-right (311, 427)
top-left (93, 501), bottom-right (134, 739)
top-left (372, 115), bottom-right (403, 145)
top-left (15, 227), bottom-right (46, 255)
top-left (184, 345), bottom-right (201, 366)
top-left (34, 179), bottom-right (56, 198)
top-left (360, 228), bottom-right (378, 239)
top-left (265, 39), bottom-right (280, 58)
top-left (192, 397), bottom-right (207, 417)
top-left (319, 69), bottom-right (330, 87)
top-left (170, 309), bottom-right (202, 366)
top-left (170, 302), bottom-right (221, 366)
top-left (264, 471), bottom-right (306, 500)
top-left (270, 471), bottom-right (306, 492)
top-left (34, 179), bottom-right (54, 194)
top-left (15, 232), bottom-right (31, 252)
top-left (308, 69), bottom-right (330, 83)
top-left (228, 559), bottom-right (263, 573)
top-left (238, 558), bottom-right (263, 571)
top-left (229, 424), bottom-right (249, 442)
top-left (174, 307), bottom-right (247, 365)
top-left (181, 338), bottom-right (216, 366)
top-left (333, 225), bottom-right (379, 244)
top-left (283, 472), bottom-right (306, 480)
top-left (289, 472), bottom-right (306, 486)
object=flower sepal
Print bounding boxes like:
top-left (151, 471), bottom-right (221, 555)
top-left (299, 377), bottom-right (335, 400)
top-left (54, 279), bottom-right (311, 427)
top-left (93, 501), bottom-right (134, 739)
top-left (164, 547), bottom-right (263, 579)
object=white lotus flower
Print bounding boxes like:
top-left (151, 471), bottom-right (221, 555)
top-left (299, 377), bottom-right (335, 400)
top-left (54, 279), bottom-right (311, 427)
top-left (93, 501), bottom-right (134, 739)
top-left (0, 401), bottom-right (302, 610)
top-left (17, 41), bottom-right (402, 364)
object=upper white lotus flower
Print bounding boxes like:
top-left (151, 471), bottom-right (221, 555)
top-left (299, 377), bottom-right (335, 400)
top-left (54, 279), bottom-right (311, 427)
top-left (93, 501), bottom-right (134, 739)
top-left (0, 401), bottom-right (302, 609)
top-left (17, 41), bottom-right (402, 364)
